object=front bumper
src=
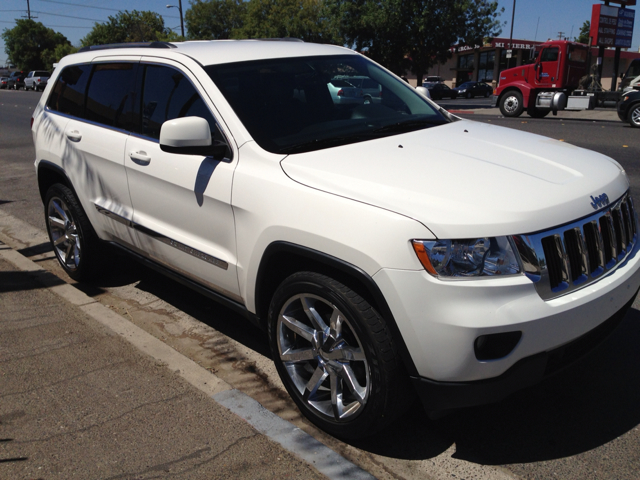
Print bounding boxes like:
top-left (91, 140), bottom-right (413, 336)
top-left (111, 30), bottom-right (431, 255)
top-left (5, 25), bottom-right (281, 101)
top-left (410, 289), bottom-right (637, 412)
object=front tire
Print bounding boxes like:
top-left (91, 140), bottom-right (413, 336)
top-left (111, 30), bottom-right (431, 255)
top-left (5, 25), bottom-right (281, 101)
top-left (44, 183), bottom-right (105, 281)
top-left (628, 104), bottom-right (640, 128)
top-left (268, 272), bottom-right (411, 439)
top-left (499, 91), bottom-right (524, 117)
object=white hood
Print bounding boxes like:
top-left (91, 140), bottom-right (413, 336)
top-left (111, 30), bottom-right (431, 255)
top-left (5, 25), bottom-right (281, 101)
top-left (280, 120), bottom-right (629, 239)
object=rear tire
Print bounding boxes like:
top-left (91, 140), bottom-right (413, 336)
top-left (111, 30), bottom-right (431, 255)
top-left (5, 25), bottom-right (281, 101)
top-left (527, 107), bottom-right (550, 118)
top-left (499, 91), bottom-right (524, 117)
top-left (44, 183), bottom-right (108, 281)
top-left (268, 272), bottom-right (412, 439)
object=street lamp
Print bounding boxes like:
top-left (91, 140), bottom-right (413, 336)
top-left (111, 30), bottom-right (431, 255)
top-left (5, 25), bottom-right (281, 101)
top-left (166, 1), bottom-right (184, 38)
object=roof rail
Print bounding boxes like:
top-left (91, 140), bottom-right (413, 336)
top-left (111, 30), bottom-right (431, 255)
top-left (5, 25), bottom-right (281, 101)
top-left (78, 41), bottom-right (176, 53)
top-left (256, 38), bottom-right (304, 42)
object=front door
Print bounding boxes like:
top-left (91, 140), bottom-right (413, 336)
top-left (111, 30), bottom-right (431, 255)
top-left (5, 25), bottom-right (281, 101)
top-left (124, 61), bottom-right (240, 301)
top-left (535, 46), bottom-right (560, 87)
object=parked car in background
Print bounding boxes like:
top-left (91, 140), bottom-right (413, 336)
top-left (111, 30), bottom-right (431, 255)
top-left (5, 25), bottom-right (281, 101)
top-left (0, 77), bottom-right (8, 89)
top-left (423, 82), bottom-right (457, 100)
top-left (617, 90), bottom-right (640, 128)
top-left (327, 78), bottom-right (362, 104)
top-left (7, 71), bottom-right (26, 90)
top-left (334, 75), bottom-right (382, 103)
top-left (25, 70), bottom-right (51, 91)
top-left (454, 81), bottom-right (493, 98)
top-left (425, 75), bottom-right (444, 83)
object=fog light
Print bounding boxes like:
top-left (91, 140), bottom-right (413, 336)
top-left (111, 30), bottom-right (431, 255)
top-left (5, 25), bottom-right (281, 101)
top-left (474, 331), bottom-right (522, 360)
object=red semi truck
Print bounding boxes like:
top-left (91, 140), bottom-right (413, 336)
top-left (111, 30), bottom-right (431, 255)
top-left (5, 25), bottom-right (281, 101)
top-left (494, 40), bottom-right (627, 118)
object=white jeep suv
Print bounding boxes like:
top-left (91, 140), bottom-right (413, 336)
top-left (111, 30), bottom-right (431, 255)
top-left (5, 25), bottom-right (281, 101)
top-left (32, 39), bottom-right (640, 439)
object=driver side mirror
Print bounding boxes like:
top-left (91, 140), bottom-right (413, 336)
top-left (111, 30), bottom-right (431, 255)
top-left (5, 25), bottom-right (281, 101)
top-left (160, 116), bottom-right (229, 160)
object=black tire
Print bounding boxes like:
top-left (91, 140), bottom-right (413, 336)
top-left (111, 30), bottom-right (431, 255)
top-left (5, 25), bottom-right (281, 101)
top-left (527, 107), bottom-right (550, 118)
top-left (363, 95), bottom-right (372, 105)
top-left (44, 183), bottom-right (106, 281)
top-left (484, 91), bottom-right (490, 98)
top-left (499, 90), bottom-right (524, 117)
top-left (466, 92), bottom-right (472, 99)
top-left (268, 272), bottom-right (412, 439)
top-left (628, 104), bottom-right (640, 128)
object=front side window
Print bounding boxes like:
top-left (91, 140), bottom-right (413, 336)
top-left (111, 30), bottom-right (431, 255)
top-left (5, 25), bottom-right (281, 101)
top-left (47, 64), bottom-right (91, 118)
top-left (137, 64), bottom-right (222, 144)
top-left (85, 63), bottom-right (136, 130)
top-left (541, 47), bottom-right (559, 63)
top-left (205, 55), bottom-right (448, 154)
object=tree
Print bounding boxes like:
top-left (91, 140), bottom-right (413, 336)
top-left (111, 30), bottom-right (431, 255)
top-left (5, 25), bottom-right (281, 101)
top-left (81, 10), bottom-right (170, 47)
top-left (577, 20), bottom-right (590, 44)
top-left (327, 0), bottom-right (503, 82)
top-left (41, 44), bottom-right (78, 71)
top-left (2, 19), bottom-right (72, 71)
top-left (185, 0), bottom-right (247, 39)
top-left (235, 0), bottom-right (342, 43)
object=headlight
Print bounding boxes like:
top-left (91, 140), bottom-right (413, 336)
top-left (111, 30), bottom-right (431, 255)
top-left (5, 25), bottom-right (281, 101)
top-left (412, 237), bottom-right (522, 278)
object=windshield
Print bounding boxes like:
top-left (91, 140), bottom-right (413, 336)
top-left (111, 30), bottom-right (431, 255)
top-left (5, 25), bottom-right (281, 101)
top-left (205, 54), bottom-right (448, 154)
top-left (626, 59), bottom-right (640, 78)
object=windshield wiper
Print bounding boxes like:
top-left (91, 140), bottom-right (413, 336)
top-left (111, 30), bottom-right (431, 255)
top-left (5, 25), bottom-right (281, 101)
top-left (372, 119), bottom-right (445, 134)
top-left (278, 134), bottom-right (367, 154)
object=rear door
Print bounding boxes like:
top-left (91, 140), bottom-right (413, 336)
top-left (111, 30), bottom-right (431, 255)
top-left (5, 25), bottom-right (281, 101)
top-left (60, 59), bottom-right (138, 241)
top-left (124, 59), bottom-right (240, 300)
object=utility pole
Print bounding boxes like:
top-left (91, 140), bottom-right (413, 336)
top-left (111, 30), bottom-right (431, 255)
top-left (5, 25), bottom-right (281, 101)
top-left (509, 0), bottom-right (516, 48)
top-left (557, 31), bottom-right (566, 40)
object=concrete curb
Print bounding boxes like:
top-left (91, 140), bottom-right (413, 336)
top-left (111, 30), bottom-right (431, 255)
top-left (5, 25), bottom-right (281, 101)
top-left (0, 240), bottom-right (375, 480)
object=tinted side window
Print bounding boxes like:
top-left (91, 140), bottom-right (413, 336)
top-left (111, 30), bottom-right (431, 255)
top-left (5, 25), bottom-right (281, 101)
top-left (85, 63), bottom-right (136, 130)
top-left (47, 64), bottom-right (91, 118)
top-left (138, 64), bottom-right (221, 142)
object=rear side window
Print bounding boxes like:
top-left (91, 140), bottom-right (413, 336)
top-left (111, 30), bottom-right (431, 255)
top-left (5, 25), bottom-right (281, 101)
top-left (35, 71), bottom-right (50, 77)
top-left (85, 63), bottom-right (136, 130)
top-left (136, 64), bottom-right (221, 142)
top-left (47, 64), bottom-right (91, 118)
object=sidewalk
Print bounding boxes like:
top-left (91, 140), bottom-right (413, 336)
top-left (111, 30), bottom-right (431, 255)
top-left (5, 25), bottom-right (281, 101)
top-left (0, 242), bottom-right (373, 480)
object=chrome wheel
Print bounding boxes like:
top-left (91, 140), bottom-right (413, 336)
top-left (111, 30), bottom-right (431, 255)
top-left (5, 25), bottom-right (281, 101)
top-left (47, 195), bottom-right (81, 271)
top-left (630, 105), bottom-right (640, 128)
top-left (503, 95), bottom-right (519, 114)
top-left (276, 293), bottom-right (370, 422)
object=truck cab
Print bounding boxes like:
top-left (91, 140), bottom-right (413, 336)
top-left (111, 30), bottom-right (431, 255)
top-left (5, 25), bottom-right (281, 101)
top-left (494, 40), bottom-right (589, 118)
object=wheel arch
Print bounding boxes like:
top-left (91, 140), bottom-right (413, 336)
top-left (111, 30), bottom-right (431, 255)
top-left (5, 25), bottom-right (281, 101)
top-left (255, 241), bottom-right (419, 376)
top-left (37, 160), bottom-right (75, 203)
top-left (497, 83), bottom-right (531, 107)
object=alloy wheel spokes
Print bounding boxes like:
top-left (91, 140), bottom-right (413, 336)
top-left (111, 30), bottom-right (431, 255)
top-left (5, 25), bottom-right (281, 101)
top-left (48, 196), bottom-right (81, 270)
top-left (277, 293), bottom-right (370, 422)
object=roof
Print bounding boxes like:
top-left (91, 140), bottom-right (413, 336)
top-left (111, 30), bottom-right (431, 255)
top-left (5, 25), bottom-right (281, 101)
top-left (73, 40), bottom-right (357, 67)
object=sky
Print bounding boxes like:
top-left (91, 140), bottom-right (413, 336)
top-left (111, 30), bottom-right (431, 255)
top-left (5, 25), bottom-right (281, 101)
top-left (1, 0), bottom-right (640, 67)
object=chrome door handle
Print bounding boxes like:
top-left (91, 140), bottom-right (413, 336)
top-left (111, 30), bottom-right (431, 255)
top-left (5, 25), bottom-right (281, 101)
top-left (129, 150), bottom-right (151, 165)
top-left (65, 130), bottom-right (82, 142)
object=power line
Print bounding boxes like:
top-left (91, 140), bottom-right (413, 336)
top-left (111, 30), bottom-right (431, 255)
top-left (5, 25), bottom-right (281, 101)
top-left (33, 0), bottom-right (179, 18)
top-left (35, 0), bottom-right (123, 12)
top-left (31, 10), bottom-right (105, 22)
top-left (0, 20), bottom-right (91, 28)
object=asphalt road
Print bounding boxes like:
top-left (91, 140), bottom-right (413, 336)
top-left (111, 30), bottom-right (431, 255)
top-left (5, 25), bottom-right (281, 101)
top-left (2, 88), bottom-right (640, 479)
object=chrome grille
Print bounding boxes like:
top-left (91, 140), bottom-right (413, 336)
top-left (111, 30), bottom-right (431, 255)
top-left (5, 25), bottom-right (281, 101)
top-left (513, 192), bottom-right (637, 300)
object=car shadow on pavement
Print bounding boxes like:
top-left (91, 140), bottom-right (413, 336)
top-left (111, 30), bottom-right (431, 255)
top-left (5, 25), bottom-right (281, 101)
top-left (352, 309), bottom-right (640, 464)
top-left (84, 252), bottom-right (271, 357)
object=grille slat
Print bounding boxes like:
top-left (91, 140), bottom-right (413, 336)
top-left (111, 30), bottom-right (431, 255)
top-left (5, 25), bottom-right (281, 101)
top-left (514, 193), bottom-right (637, 300)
